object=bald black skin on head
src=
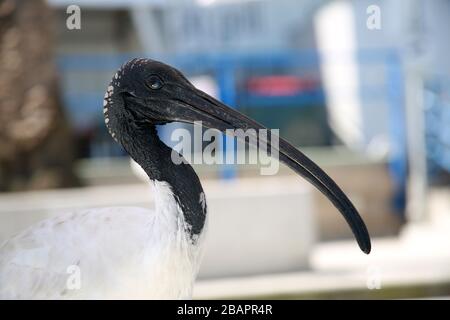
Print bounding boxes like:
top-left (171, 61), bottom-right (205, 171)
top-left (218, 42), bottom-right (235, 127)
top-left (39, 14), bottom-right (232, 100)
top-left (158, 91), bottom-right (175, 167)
top-left (104, 59), bottom-right (207, 240)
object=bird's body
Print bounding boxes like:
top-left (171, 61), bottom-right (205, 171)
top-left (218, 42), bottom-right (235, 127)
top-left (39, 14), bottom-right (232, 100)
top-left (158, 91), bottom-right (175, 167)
top-left (0, 58), bottom-right (370, 299)
top-left (0, 182), bottom-right (205, 299)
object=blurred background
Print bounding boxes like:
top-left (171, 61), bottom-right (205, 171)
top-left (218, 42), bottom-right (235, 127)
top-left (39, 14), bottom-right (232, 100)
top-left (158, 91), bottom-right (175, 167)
top-left (0, 0), bottom-right (449, 299)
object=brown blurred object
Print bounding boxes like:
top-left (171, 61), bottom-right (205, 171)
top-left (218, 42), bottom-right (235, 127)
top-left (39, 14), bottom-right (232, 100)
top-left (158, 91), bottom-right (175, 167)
top-left (315, 163), bottom-right (403, 240)
top-left (0, 0), bottom-right (80, 191)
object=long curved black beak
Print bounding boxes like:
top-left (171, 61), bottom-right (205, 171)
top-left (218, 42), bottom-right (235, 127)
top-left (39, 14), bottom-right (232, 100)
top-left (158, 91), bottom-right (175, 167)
top-left (170, 85), bottom-right (371, 254)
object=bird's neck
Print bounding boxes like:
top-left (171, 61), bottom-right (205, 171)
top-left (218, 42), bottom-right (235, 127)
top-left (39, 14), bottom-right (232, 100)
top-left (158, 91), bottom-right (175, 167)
top-left (122, 123), bottom-right (207, 242)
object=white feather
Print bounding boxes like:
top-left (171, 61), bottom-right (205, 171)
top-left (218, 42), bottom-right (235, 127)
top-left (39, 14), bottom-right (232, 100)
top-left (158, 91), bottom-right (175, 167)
top-left (0, 181), bottom-right (206, 299)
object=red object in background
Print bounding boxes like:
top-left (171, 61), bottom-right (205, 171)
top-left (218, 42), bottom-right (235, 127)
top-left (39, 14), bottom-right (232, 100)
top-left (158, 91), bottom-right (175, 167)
top-left (247, 75), bottom-right (318, 96)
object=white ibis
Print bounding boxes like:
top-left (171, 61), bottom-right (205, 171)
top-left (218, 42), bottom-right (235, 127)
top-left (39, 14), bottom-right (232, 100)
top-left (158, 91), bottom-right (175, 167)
top-left (0, 58), bottom-right (371, 299)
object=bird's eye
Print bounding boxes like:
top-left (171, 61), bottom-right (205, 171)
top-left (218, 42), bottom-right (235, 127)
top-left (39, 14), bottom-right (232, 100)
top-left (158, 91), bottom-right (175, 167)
top-left (147, 75), bottom-right (164, 90)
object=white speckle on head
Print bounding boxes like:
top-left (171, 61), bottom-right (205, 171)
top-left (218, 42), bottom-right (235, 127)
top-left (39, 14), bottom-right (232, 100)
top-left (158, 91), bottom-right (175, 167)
top-left (114, 73), bottom-right (118, 79)
top-left (103, 108), bottom-right (108, 114)
top-left (107, 85), bottom-right (114, 93)
top-left (103, 99), bottom-right (107, 107)
top-left (105, 118), bottom-right (110, 124)
top-left (199, 192), bottom-right (206, 212)
top-left (104, 92), bottom-right (108, 99)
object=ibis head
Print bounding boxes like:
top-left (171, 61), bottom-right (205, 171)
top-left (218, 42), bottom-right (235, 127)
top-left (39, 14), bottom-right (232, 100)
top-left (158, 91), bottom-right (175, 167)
top-left (104, 58), bottom-right (371, 254)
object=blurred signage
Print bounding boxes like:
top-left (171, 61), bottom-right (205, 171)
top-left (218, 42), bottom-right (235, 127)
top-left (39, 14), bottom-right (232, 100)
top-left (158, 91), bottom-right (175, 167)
top-left (164, 0), bottom-right (318, 53)
top-left (48, 0), bottom-right (166, 8)
top-left (247, 75), bottom-right (319, 96)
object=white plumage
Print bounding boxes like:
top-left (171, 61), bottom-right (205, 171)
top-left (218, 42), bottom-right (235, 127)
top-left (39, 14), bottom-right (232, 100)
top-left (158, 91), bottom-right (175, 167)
top-left (0, 181), bottom-right (205, 299)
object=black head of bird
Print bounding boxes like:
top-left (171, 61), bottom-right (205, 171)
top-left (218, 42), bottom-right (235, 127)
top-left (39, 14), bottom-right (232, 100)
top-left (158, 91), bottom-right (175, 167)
top-left (104, 58), bottom-right (371, 254)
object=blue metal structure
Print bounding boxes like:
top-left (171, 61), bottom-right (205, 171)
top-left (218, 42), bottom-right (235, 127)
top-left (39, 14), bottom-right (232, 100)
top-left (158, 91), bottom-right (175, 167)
top-left (386, 52), bottom-right (407, 212)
